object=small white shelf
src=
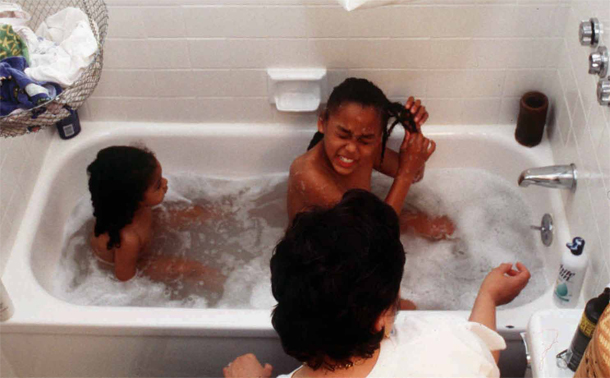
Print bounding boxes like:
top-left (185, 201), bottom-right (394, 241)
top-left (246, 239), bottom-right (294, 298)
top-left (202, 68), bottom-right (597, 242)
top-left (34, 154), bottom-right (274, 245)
top-left (267, 68), bottom-right (327, 112)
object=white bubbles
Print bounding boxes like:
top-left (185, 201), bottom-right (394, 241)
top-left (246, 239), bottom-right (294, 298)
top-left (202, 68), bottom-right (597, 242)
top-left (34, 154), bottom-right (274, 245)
top-left (53, 168), bottom-right (547, 311)
top-left (371, 168), bottom-right (548, 310)
top-left (52, 173), bottom-right (288, 309)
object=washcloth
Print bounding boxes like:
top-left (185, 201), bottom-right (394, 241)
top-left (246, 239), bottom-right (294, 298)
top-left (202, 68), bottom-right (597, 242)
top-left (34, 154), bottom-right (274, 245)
top-left (0, 56), bottom-right (62, 116)
top-left (25, 7), bottom-right (98, 87)
top-left (0, 24), bottom-right (29, 62)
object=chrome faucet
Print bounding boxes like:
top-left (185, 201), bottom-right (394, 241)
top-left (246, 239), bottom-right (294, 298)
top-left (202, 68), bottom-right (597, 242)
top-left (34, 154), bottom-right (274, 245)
top-left (518, 164), bottom-right (577, 191)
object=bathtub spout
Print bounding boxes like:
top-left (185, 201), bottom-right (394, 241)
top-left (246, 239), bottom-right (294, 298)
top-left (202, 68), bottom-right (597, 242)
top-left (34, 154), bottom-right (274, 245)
top-left (518, 164), bottom-right (577, 191)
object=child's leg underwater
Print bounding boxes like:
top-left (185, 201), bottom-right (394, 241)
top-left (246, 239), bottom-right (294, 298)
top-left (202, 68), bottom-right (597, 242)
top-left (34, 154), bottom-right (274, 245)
top-left (139, 256), bottom-right (225, 291)
top-left (399, 210), bottom-right (455, 240)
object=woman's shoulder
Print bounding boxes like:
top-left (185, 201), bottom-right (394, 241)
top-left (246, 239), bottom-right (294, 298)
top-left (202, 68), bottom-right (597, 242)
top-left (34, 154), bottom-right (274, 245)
top-left (376, 318), bottom-right (502, 377)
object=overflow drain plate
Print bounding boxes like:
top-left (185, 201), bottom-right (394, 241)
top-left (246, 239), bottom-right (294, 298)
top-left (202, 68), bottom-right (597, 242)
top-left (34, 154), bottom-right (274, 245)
top-left (530, 213), bottom-right (553, 247)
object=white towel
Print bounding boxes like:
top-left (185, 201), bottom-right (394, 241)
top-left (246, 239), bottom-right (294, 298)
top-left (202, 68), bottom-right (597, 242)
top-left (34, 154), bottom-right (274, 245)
top-left (25, 7), bottom-right (98, 87)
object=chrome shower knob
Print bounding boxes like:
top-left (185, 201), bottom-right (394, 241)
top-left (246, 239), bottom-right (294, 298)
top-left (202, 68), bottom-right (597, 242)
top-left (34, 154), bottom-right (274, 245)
top-left (589, 46), bottom-right (609, 77)
top-left (580, 18), bottom-right (603, 46)
top-left (598, 78), bottom-right (610, 106)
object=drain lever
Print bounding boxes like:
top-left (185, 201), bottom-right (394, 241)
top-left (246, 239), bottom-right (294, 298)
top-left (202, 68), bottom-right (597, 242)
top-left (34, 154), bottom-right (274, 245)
top-left (530, 213), bottom-right (553, 246)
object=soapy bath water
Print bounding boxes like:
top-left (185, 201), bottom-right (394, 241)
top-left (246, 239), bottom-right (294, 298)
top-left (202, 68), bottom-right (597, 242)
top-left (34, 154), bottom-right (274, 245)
top-left (53, 173), bottom-right (287, 309)
top-left (371, 169), bottom-right (548, 310)
top-left (54, 168), bottom-right (546, 310)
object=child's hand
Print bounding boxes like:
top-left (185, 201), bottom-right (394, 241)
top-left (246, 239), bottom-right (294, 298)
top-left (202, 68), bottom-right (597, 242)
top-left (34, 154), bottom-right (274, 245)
top-left (478, 262), bottom-right (531, 306)
top-left (405, 97), bottom-right (429, 183)
top-left (223, 354), bottom-right (273, 378)
top-left (405, 96), bottom-right (429, 129)
top-left (397, 132), bottom-right (435, 179)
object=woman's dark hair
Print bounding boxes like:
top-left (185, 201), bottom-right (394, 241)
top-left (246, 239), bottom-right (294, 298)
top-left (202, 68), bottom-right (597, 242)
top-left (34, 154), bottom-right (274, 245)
top-left (87, 146), bottom-right (157, 250)
top-left (308, 78), bottom-right (418, 161)
top-left (271, 189), bottom-right (405, 370)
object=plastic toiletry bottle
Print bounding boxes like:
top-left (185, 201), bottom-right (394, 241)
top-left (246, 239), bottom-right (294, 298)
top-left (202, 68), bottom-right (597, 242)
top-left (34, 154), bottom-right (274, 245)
top-left (55, 107), bottom-right (81, 140)
top-left (565, 286), bottom-right (610, 371)
top-left (553, 237), bottom-right (588, 308)
top-left (0, 279), bottom-right (14, 321)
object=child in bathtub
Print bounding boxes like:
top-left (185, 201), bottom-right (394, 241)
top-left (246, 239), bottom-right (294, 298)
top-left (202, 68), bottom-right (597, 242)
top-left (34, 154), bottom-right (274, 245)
top-left (287, 77), bottom-right (455, 241)
top-left (87, 145), bottom-right (221, 283)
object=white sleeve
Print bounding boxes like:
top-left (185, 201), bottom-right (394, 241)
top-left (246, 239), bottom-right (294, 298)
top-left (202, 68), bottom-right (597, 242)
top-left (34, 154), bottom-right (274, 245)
top-left (465, 322), bottom-right (507, 351)
top-left (379, 319), bottom-right (504, 378)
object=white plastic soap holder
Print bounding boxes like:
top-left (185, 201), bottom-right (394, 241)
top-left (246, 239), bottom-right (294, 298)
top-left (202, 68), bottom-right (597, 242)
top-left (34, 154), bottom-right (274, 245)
top-left (267, 68), bottom-right (327, 112)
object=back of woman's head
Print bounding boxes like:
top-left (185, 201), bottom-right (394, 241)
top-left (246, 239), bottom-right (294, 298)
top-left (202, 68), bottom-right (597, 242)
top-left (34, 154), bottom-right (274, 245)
top-left (87, 146), bottom-right (157, 250)
top-left (271, 189), bottom-right (405, 370)
top-left (323, 78), bottom-right (418, 161)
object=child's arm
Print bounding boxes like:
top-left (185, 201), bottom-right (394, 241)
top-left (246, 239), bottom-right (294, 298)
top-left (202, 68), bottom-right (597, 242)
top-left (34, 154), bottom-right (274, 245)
top-left (114, 233), bottom-right (141, 281)
top-left (469, 263), bottom-right (530, 362)
top-left (384, 132), bottom-right (435, 215)
top-left (375, 148), bottom-right (425, 182)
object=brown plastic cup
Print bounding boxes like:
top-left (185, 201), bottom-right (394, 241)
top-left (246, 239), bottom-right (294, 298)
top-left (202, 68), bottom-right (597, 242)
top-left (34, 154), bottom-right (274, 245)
top-left (515, 91), bottom-right (549, 147)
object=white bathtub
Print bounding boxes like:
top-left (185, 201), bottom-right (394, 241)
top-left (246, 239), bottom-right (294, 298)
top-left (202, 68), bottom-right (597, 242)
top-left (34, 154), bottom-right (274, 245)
top-left (1, 122), bottom-right (574, 377)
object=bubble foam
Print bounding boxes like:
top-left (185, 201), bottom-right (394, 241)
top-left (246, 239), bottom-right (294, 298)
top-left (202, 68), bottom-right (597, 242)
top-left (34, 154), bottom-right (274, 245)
top-left (371, 168), bottom-right (548, 310)
top-left (53, 169), bottom-right (547, 310)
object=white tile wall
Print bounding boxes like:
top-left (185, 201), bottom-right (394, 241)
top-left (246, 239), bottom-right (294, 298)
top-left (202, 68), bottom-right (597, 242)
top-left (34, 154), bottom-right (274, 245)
top-left (545, 0), bottom-right (610, 298)
top-left (0, 128), bottom-right (54, 276)
top-left (84, 1), bottom-right (571, 126)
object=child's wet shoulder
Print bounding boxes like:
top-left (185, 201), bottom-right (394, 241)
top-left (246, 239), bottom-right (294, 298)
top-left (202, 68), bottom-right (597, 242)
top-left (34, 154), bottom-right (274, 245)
top-left (290, 151), bottom-right (324, 180)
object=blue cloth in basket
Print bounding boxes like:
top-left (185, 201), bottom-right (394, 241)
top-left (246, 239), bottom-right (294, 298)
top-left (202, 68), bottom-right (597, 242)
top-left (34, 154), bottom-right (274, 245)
top-left (0, 56), bottom-right (62, 117)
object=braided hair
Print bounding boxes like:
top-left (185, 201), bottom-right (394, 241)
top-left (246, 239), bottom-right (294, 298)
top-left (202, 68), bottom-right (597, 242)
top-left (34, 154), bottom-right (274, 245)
top-left (309, 78), bottom-right (418, 162)
top-left (87, 146), bottom-right (157, 250)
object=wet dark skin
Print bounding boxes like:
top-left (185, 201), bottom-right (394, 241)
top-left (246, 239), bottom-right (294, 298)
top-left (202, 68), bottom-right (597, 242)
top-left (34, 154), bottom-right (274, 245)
top-left (91, 159), bottom-right (223, 287)
top-left (287, 97), bottom-right (455, 241)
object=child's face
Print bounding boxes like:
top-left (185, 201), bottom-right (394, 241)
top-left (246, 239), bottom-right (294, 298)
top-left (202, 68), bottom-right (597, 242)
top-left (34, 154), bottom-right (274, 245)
top-left (142, 159), bottom-right (168, 206)
top-left (318, 102), bottom-right (383, 176)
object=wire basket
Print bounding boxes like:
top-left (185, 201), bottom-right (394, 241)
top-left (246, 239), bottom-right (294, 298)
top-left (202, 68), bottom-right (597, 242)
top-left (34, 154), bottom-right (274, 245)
top-left (0, 0), bottom-right (108, 138)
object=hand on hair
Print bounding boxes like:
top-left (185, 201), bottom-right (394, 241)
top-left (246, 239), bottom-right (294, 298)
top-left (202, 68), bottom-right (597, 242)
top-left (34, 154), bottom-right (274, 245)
top-left (478, 263), bottom-right (531, 306)
top-left (397, 132), bottom-right (435, 179)
top-left (223, 354), bottom-right (273, 378)
top-left (405, 96), bottom-right (428, 130)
